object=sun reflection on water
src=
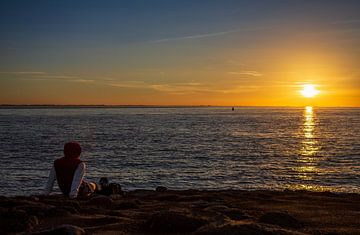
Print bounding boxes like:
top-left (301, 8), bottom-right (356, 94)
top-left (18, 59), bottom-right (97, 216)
top-left (290, 106), bottom-right (322, 185)
top-left (301, 106), bottom-right (319, 156)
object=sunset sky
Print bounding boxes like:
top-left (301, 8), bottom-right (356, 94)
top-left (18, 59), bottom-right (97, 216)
top-left (0, 0), bottom-right (359, 106)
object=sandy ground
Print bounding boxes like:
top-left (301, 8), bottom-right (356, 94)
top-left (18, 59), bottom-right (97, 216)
top-left (1, 189), bottom-right (359, 234)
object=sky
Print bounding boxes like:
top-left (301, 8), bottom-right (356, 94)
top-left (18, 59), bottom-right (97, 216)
top-left (0, 0), bottom-right (359, 106)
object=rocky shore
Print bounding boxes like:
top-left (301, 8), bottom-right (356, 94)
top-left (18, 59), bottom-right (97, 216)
top-left (1, 189), bottom-right (359, 234)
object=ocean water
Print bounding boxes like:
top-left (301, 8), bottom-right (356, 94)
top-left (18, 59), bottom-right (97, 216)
top-left (0, 106), bottom-right (359, 196)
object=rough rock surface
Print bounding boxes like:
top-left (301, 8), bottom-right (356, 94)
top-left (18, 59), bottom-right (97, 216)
top-left (32, 224), bottom-right (86, 235)
top-left (259, 211), bottom-right (302, 228)
top-left (142, 210), bottom-right (206, 233)
top-left (0, 190), bottom-right (359, 234)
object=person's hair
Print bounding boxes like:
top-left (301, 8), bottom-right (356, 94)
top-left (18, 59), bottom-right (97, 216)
top-left (63, 141), bottom-right (82, 158)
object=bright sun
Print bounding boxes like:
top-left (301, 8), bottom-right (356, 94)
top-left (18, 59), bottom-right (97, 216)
top-left (301, 84), bottom-right (319, 98)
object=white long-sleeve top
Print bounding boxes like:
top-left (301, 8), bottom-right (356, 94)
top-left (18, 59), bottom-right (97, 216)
top-left (44, 162), bottom-right (86, 199)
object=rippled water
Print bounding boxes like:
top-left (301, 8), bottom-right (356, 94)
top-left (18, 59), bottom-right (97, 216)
top-left (0, 107), bottom-right (359, 196)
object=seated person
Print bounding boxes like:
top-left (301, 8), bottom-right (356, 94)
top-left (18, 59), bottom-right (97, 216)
top-left (44, 141), bottom-right (96, 198)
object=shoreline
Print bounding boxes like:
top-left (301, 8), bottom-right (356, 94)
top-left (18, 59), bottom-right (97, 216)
top-left (1, 189), bottom-right (359, 234)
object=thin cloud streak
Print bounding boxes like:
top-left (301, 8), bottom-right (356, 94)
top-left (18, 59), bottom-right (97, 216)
top-left (228, 71), bottom-right (263, 77)
top-left (150, 26), bottom-right (275, 43)
top-left (109, 81), bottom-right (148, 88)
top-left (0, 71), bottom-right (47, 75)
top-left (0, 71), bottom-right (94, 83)
top-left (332, 19), bottom-right (360, 25)
top-left (38, 75), bottom-right (80, 79)
top-left (151, 29), bottom-right (239, 43)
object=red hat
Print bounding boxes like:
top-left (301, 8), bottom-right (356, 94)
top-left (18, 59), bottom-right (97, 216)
top-left (64, 141), bottom-right (82, 158)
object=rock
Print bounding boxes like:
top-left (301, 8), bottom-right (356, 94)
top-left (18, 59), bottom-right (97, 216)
top-left (195, 223), bottom-right (263, 235)
top-left (98, 183), bottom-right (123, 196)
top-left (223, 209), bottom-right (251, 221)
top-left (47, 208), bottom-right (73, 217)
top-left (0, 208), bottom-right (38, 233)
top-left (153, 194), bottom-right (179, 201)
top-left (28, 215), bottom-right (39, 229)
top-left (204, 205), bottom-right (251, 221)
top-left (9, 208), bottom-right (28, 218)
top-left (57, 205), bottom-right (79, 214)
top-left (32, 224), bottom-right (86, 235)
top-left (30, 196), bottom-right (40, 202)
top-left (41, 198), bottom-right (81, 211)
top-left (14, 203), bottom-right (55, 217)
top-left (86, 195), bottom-right (113, 208)
top-left (194, 222), bottom-right (305, 235)
top-left (114, 201), bottom-right (139, 210)
top-left (156, 186), bottom-right (168, 192)
top-left (204, 205), bottom-right (230, 211)
top-left (259, 212), bottom-right (302, 229)
top-left (142, 211), bottom-right (207, 233)
top-left (110, 194), bottom-right (124, 200)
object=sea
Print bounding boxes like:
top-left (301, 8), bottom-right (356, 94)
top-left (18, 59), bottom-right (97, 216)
top-left (0, 106), bottom-right (359, 196)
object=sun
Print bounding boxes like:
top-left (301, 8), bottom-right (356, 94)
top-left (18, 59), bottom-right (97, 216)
top-left (301, 84), bottom-right (319, 98)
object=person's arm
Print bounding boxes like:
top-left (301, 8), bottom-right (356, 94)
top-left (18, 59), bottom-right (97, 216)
top-left (44, 165), bottom-right (56, 195)
top-left (69, 162), bottom-right (86, 199)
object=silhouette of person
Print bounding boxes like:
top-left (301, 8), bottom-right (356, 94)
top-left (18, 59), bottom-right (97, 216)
top-left (44, 141), bottom-right (96, 198)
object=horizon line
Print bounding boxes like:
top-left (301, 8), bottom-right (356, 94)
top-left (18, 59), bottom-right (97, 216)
top-left (0, 104), bottom-right (359, 108)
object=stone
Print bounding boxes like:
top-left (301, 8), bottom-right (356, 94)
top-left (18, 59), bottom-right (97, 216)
top-left (142, 211), bottom-right (207, 233)
top-left (28, 215), bottom-right (39, 229)
top-left (0, 208), bottom-right (38, 233)
top-left (114, 201), bottom-right (139, 210)
top-left (31, 224), bottom-right (86, 235)
top-left (14, 203), bottom-right (55, 217)
top-left (98, 183), bottom-right (123, 196)
top-left (156, 186), bottom-right (168, 192)
top-left (259, 212), bottom-right (302, 229)
top-left (194, 222), bottom-right (305, 235)
top-left (223, 209), bottom-right (251, 221)
top-left (86, 195), bottom-right (113, 208)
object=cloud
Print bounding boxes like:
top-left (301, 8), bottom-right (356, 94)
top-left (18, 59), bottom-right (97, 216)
top-left (149, 82), bottom-right (261, 95)
top-left (150, 83), bottom-right (213, 95)
top-left (102, 80), bottom-right (258, 95)
top-left (22, 77), bottom-right (94, 83)
top-left (108, 81), bottom-right (148, 88)
top-left (228, 71), bottom-right (263, 77)
top-left (38, 75), bottom-right (80, 79)
top-left (0, 71), bottom-right (94, 83)
top-left (0, 71), bottom-right (46, 75)
top-left (332, 19), bottom-right (360, 25)
top-left (70, 79), bottom-right (94, 83)
top-left (217, 85), bottom-right (261, 94)
top-left (150, 26), bottom-right (275, 43)
top-left (151, 29), bottom-right (239, 43)
top-left (106, 80), bottom-right (205, 93)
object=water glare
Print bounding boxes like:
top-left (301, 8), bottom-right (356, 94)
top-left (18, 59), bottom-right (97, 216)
top-left (295, 106), bottom-right (321, 182)
top-left (301, 106), bottom-right (318, 156)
